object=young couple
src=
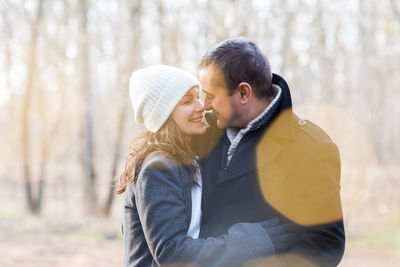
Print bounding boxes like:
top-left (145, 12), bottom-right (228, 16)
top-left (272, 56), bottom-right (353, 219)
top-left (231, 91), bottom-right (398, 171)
top-left (118, 38), bottom-right (345, 267)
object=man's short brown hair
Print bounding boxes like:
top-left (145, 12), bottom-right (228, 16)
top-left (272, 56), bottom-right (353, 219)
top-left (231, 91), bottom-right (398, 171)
top-left (200, 37), bottom-right (273, 98)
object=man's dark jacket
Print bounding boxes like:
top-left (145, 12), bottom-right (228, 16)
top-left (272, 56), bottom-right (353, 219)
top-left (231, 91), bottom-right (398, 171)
top-left (196, 74), bottom-right (345, 266)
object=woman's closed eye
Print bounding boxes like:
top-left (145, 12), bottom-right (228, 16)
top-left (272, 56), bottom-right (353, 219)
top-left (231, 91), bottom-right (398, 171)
top-left (181, 96), bottom-right (193, 105)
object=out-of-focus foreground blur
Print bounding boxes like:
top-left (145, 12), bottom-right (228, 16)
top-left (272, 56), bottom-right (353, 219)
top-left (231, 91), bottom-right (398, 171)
top-left (0, 0), bottom-right (399, 266)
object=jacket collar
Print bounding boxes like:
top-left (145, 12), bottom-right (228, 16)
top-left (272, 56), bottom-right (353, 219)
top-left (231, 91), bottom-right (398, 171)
top-left (262, 73), bottom-right (294, 140)
top-left (219, 74), bottom-right (295, 182)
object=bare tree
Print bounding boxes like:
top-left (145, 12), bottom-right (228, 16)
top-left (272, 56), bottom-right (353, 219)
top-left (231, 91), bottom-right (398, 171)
top-left (20, 0), bottom-right (45, 215)
top-left (102, 0), bottom-right (142, 217)
top-left (279, 0), bottom-right (297, 76)
top-left (1, 5), bottom-right (12, 95)
top-left (158, 0), bottom-right (181, 65)
top-left (158, 0), bottom-right (168, 64)
top-left (78, 0), bottom-right (98, 214)
top-left (35, 0), bottom-right (70, 215)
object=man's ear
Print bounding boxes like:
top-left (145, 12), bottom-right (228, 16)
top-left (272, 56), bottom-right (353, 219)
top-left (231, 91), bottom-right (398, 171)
top-left (235, 82), bottom-right (252, 104)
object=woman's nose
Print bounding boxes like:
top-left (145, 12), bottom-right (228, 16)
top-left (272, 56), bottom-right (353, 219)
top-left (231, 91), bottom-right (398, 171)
top-left (194, 99), bottom-right (205, 112)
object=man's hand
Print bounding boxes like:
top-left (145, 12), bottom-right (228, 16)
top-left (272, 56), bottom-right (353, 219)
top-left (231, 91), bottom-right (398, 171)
top-left (260, 218), bottom-right (299, 252)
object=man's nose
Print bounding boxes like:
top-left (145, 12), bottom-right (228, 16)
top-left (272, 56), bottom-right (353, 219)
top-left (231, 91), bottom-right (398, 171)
top-left (203, 98), bottom-right (212, 111)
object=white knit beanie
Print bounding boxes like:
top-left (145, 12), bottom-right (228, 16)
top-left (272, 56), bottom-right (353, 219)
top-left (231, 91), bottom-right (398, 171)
top-left (129, 65), bottom-right (201, 132)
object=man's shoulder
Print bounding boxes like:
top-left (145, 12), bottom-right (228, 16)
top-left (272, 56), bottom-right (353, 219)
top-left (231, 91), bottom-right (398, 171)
top-left (267, 109), bottom-right (335, 147)
top-left (291, 112), bottom-right (335, 146)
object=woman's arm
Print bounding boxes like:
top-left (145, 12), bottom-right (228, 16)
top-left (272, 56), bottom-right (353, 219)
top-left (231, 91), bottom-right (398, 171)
top-left (134, 155), bottom-right (289, 267)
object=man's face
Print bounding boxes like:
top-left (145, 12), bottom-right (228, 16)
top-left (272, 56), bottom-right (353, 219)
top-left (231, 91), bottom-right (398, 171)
top-left (199, 64), bottom-right (234, 129)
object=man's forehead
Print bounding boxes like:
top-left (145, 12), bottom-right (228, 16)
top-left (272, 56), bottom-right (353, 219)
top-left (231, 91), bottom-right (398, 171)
top-left (200, 64), bottom-right (226, 86)
top-left (201, 87), bottom-right (214, 96)
top-left (200, 63), bottom-right (225, 81)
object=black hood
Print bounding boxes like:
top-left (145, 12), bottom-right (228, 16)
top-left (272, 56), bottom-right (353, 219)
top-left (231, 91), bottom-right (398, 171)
top-left (256, 73), bottom-right (293, 130)
top-left (272, 73), bottom-right (292, 112)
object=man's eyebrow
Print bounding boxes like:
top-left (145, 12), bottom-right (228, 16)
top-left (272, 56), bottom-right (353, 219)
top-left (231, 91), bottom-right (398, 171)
top-left (201, 89), bottom-right (214, 97)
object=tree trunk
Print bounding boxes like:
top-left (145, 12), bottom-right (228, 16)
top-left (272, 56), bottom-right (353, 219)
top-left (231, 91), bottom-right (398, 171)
top-left (102, 0), bottom-right (142, 217)
top-left (79, 0), bottom-right (97, 215)
top-left (103, 104), bottom-right (127, 217)
top-left (280, 0), bottom-right (295, 76)
top-left (158, 0), bottom-right (169, 64)
top-left (21, 0), bottom-right (44, 215)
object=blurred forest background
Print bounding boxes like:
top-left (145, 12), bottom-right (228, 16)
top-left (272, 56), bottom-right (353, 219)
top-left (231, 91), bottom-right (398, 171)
top-left (0, 0), bottom-right (399, 266)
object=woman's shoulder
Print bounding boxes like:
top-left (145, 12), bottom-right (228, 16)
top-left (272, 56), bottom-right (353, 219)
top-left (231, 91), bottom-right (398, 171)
top-left (135, 152), bottom-right (189, 189)
top-left (141, 152), bottom-right (182, 170)
top-left (138, 152), bottom-right (188, 182)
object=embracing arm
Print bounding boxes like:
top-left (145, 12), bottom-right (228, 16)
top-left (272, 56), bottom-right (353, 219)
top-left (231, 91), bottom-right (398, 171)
top-left (135, 156), bottom-right (280, 267)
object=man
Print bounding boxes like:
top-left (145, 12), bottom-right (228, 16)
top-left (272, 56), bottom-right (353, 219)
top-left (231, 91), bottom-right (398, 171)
top-left (197, 38), bottom-right (345, 266)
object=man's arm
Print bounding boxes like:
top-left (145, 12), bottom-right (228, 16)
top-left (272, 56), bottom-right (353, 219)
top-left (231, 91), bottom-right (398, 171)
top-left (288, 142), bottom-right (345, 266)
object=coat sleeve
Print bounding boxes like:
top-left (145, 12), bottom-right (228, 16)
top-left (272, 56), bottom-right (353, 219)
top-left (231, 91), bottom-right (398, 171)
top-left (288, 142), bottom-right (345, 267)
top-left (135, 156), bottom-right (276, 267)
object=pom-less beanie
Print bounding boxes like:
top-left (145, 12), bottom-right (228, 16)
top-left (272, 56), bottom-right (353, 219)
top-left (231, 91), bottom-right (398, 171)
top-left (129, 65), bottom-right (201, 132)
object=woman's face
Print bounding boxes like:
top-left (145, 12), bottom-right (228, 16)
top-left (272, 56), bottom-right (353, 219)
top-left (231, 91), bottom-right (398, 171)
top-left (171, 86), bottom-right (206, 136)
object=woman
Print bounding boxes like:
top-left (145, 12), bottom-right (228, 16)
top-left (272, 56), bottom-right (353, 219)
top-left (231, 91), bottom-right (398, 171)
top-left (117, 65), bottom-right (291, 267)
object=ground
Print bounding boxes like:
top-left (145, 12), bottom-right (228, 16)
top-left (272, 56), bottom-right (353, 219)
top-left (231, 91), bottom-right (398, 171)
top-left (1, 216), bottom-right (399, 266)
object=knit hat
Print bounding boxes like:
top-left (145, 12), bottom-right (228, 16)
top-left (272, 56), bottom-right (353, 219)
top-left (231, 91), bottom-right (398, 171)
top-left (129, 65), bottom-right (201, 132)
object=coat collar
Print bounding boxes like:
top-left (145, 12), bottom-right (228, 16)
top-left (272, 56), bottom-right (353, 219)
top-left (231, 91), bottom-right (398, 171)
top-left (260, 73), bottom-right (294, 139)
top-left (240, 73), bottom-right (295, 140)
top-left (218, 74), bottom-right (295, 183)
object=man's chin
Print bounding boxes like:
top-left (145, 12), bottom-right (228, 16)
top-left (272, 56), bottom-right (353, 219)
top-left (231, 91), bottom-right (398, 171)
top-left (216, 119), bottom-right (228, 129)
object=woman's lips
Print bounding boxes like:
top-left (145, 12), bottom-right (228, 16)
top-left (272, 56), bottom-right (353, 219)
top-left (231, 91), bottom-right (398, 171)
top-left (190, 117), bottom-right (203, 123)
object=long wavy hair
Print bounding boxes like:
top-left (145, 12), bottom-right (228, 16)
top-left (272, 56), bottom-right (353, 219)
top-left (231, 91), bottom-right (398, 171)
top-left (116, 117), bottom-right (198, 194)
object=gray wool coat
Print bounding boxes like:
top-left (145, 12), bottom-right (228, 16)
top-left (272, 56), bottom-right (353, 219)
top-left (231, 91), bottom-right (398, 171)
top-left (123, 154), bottom-right (276, 267)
